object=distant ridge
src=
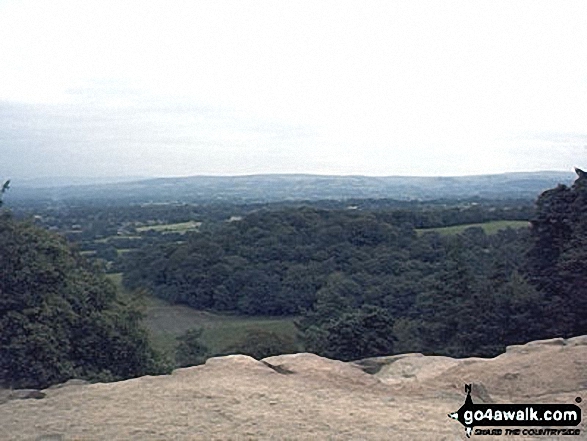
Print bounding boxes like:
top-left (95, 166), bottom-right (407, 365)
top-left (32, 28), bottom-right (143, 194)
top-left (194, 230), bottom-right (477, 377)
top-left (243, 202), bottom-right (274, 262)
top-left (13, 176), bottom-right (150, 188)
top-left (7, 171), bottom-right (576, 204)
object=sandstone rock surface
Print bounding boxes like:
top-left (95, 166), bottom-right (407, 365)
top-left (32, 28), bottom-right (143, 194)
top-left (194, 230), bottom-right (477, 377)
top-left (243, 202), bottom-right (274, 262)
top-left (0, 337), bottom-right (585, 440)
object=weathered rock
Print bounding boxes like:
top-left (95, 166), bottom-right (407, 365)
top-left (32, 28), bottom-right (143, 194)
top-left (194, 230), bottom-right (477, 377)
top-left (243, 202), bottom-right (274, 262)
top-left (47, 379), bottom-right (89, 389)
top-left (9, 389), bottom-right (46, 400)
top-left (506, 336), bottom-right (566, 354)
top-left (0, 337), bottom-right (584, 440)
top-left (263, 352), bottom-right (380, 388)
top-left (428, 337), bottom-right (587, 400)
top-left (352, 353), bottom-right (425, 374)
top-left (35, 435), bottom-right (64, 441)
top-left (468, 382), bottom-right (494, 404)
top-left (566, 335), bottom-right (587, 346)
top-left (371, 355), bottom-right (462, 385)
top-left (0, 388), bottom-right (46, 405)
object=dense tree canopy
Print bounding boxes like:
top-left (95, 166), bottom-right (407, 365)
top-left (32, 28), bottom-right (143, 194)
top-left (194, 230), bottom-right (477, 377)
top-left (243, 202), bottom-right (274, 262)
top-left (4, 171), bottom-right (584, 376)
top-left (122, 205), bottom-right (538, 358)
top-left (10, 172), bottom-right (579, 366)
top-left (175, 328), bottom-right (209, 368)
top-left (0, 214), bottom-right (165, 388)
top-left (526, 169), bottom-right (587, 337)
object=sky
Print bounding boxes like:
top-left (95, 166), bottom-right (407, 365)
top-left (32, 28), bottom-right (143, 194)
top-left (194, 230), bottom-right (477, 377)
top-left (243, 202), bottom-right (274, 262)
top-left (1, 0), bottom-right (586, 179)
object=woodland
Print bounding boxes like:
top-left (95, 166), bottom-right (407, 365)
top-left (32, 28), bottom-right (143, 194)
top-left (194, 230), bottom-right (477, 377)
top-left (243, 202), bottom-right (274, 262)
top-left (0, 171), bottom-right (585, 388)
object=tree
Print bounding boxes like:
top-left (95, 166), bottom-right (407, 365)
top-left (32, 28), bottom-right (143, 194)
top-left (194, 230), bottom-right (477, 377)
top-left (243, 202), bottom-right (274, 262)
top-left (526, 168), bottom-right (587, 336)
top-left (0, 215), bottom-right (166, 389)
top-left (175, 328), bottom-right (209, 367)
top-left (299, 272), bottom-right (360, 328)
top-left (411, 238), bottom-right (480, 357)
top-left (0, 180), bottom-right (9, 207)
top-left (221, 328), bottom-right (298, 360)
top-left (300, 305), bottom-right (396, 361)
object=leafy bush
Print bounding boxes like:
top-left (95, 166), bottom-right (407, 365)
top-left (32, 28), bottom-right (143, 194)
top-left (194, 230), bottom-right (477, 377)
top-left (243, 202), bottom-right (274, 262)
top-left (301, 305), bottom-right (395, 361)
top-left (0, 214), bottom-right (167, 389)
top-left (175, 328), bottom-right (209, 367)
top-left (221, 328), bottom-right (298, 360)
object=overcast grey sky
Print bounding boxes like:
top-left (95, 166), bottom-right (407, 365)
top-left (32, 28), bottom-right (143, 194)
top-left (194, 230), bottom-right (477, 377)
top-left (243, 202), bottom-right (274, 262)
top-left (1, 0), bottom-right (586, 179)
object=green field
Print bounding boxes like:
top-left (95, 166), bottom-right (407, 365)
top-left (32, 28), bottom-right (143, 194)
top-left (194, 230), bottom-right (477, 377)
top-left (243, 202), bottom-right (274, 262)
top-left (94, 235), bottom-right (142, 243)
top-left (106, 273), bottom-right (299, 359)
top-left (107, 272), bottom-right (124, 286)
top-left (135, 221), bottom-right (201, 234)
top-left (415, 220), bottom-right (529, 236)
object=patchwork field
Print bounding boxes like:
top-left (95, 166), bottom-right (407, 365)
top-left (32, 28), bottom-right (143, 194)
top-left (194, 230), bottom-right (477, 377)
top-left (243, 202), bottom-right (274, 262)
top-left (415, 219), bottom-right (529, 236)
top-left (135, 220), bottom-right (201, 233)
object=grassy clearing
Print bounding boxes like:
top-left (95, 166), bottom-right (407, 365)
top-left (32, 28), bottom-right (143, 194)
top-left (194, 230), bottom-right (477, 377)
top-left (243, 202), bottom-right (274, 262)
top-left (135, 221), bottom-right (201, 234)
top-left (106, 273), bottom-right (299, 359)
top-left (106, 272), bottom-right (124, 286)
top-left (144, 305), bottom-right (298, 358)
top-left (415, 220), bottom-right (529, 236)
top-left (94, 236), bottom-right (142, 243)
top-left (116, 248), bottom-right (138, 255)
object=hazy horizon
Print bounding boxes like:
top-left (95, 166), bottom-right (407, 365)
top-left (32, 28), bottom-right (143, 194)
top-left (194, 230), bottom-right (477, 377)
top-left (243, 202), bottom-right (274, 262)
top-left (2, 1), bottom-right (586, 179)
top-left (7, 169), bottom-right (578, 190)
top-left (4, 167), bottom-right (582, 184)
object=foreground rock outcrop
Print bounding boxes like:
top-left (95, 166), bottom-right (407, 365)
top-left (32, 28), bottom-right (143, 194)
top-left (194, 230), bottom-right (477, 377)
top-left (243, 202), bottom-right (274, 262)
top-left (1, 336), bottom-right (586, 440)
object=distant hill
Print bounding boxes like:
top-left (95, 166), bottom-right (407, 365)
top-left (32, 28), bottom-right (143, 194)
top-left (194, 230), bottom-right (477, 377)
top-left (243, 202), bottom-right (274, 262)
top-left (7, 171), bottom-right (576, 204)
top-left (13, 176), bottom-right (150, 188)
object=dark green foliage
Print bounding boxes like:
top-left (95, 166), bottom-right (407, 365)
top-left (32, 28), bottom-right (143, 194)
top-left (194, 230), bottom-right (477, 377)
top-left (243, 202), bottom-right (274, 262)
top-left (0, 180), bottom-right (9, 209)
top-left (412, 247), bottom-right (480, 356)
top-left (295, 223), bottom-right (538, 359)
top-left (301, 305), bottom-right (396, 361)
top-left (175, 328), bottom-right (209, 367)
top-left (124, 210), bottom-right (313, 312)
top-left (527, 169), bottom-right (587, 336)
top-left (0, 214), bottom-right (166, 389)
top-left (122, 208), bottom-right (422, 315)
top-left (11, 174), bottom-right (586, 366)
top-left (122, 203), bottom-right (540, 359)
top-left (221, 328), bottom-right (298, 360)
top-left (36, 186), bottom-right (579, 362)
top-left (93, 244), bottom-right (119, 262)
